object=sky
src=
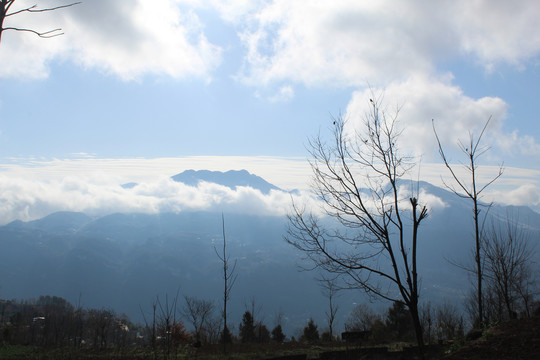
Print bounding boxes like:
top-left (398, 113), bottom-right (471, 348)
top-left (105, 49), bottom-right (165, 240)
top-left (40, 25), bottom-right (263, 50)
top-left (0, 0), bottom-right (540, 223)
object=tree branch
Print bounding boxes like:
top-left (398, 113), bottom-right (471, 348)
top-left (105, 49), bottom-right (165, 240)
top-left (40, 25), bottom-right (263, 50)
top-left (6, 2), bottom-right (81, 17)
top-left (3, 26), bottom-right (62, 37)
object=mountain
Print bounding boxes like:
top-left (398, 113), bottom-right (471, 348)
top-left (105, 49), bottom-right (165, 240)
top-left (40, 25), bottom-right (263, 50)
top-left (0, 175), bottom-right (539, 335)
top-left (118, 169), bottom-right (284, 194)
top-left (0, 211), bottom-right (320, 333)
top-left (5, 211), bottom-right (93, 235)
top-left (171, 169), bottom-right (283, 194)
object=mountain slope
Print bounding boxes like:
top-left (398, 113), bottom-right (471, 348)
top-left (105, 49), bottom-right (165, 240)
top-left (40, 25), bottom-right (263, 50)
top-left (5, 211), bottom-right (92, 235)
top-left (171, 169), bottom-right (283, 194)
top-left (0, 178), bottom-right (538, 335)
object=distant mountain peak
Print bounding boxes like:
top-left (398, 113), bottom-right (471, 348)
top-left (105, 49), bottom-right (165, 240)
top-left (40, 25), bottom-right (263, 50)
top-left (171, 169), bottom-right (282, 194)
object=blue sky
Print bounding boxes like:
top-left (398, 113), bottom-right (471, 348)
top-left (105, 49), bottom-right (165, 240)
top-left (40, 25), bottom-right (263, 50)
top-left (0, 0), bottom-right (539, 222)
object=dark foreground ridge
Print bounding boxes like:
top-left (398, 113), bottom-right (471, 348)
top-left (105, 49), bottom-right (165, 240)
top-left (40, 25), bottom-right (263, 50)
top-left (444, 317), bottom-right (540, 360)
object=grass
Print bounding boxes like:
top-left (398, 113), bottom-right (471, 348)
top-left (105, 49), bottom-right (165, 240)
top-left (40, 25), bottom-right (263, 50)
top-left (0, 345), bottom-right (42, 359)
top-left (0, 341), bottom-right (449, 360)
top-left (0, 343), bottom-right (352, 360)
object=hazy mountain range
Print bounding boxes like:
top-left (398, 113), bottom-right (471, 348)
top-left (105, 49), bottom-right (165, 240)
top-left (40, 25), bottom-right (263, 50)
top-left (1, 170), bottom-right (539, 335)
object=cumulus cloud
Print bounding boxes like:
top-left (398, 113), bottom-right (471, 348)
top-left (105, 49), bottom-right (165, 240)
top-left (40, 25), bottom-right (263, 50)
top-left (490, 184), bottom-right (540, 207)
top-left (344, 75), bottom-right (540, 161)
top-left (3, 1), bottom-right (540, 83)
top-left (233, 0), bottom-right (540, 87)
top-left (0, 0), bottom-right (222, 80)
top-left (395, 184), bottom-right (447, 213)
top-left (3, 1), bottom-right (540, 84)
top-left (455, 0), bottom-right (540, 69)
top-left (235, 1), bottom-right (437, 87)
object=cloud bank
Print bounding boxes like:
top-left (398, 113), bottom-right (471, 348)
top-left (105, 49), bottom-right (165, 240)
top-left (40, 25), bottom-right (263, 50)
top-left (0, 172), bottom-right (455, 227)
top-left (0, 156), bottom-right (538, 225)
top-left (0, 174), bottom-right (305, 225)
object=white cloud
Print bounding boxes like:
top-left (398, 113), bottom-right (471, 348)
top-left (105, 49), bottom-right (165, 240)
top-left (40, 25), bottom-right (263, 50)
top-left (268, 85), bottom-right (294, 102)
top-left (398, 184), bottom-right (447, 212)
top-left (0, 155), bottom-right (312, 191)
top-left (0, 173), bottom-right (449, 226)
top-left (344, 75), bottom-right (540, 161)
top-left (0, 0), bottom-right (222, 80)
top-left (207, 0), bottom-right (261, 23)
top-left (3, 1), bottom-right (540, 82)
top-left (0, 172), bottom-right (314, 225)
top-left (490, 184), bottom-right (540, 207)
top-left (3, 1), bottom-right (540, 84)
top-left (235, 1), bottom-right (437, 87)
top-left (0, 156), bottom-right (538, 225)
top-left (233, 0), bottom-right (540, 87)
top-left (455, 0), bottom-right (540, 69)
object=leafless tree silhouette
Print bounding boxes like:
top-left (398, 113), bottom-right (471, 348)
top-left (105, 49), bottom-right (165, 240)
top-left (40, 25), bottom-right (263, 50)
top-left (156, 293), bottom-right (180, 359)
top-left (433, 117), bottom-right (503, 328)
top-left (181, 296), bottom-right (214, 343)
top-left (287, 97), bottom-right (428, 355)
top-left (484, 213), bottom-right (536, 321)
top-left (0, 1), bottom-right (80, 44)
top-left (318, 275), bottom-right (340, 339)
top-left (214, 213), bottom-right (237, 351)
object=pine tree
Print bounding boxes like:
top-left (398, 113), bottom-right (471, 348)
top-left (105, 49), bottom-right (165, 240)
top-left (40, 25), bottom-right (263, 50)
top-left (271, 324), bottom-right (285, 342)
top-left (239, 311), bottom-right (255, 343)
top-left (301, 318), bottom-right (319, 343)
top-left (386, 302), bottom-right (414, 341)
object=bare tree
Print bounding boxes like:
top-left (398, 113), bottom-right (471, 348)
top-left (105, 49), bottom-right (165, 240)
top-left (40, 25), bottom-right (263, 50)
top-left (139, 301), bottom-right (157, 359)
top-left (434, 302), bottom-right (463, 342)
top-left (245, 296), bottom-right (263, 323)
top-left (344, 303), bottom-right (379, 332)
top-left (204, 315), bottom-right (223, 344)
top-left (433, 118), bottom-right (503, 328)
top-left (318, 275), bottom-right (340, 339)
top-left (484, 213), bottom-right (536, 321)
top-left (156, 293), bottom-right (180, 359)
top-left (420, 302), bottom-right (433, 345)
top-left (214, 213), bottom-right (237, 348)
top-left (87, 308), bottom-right (114, 350)
top-left (0, 0), bottom-right (80, 44)
top-left (286, 98), bottom-right (428, 354)
top-left (181, 296), bottom-right (214, 344)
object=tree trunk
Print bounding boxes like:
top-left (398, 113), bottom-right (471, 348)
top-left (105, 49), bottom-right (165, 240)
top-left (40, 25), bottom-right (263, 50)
top-left (473, 192), bottom-right (483, 328)
top-left (409, 304), bottom-right (425, 360)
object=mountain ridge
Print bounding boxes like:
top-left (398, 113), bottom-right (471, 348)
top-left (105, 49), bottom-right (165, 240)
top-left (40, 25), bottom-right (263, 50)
top-left (1, 172), bottom-right (539, 334)
top-left (171, 169), bottom-right (283, 194)
top-left (119, 169), bottom-right (285, 194)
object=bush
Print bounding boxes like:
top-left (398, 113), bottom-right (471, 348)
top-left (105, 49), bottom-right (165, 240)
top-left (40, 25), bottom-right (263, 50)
top-left (465, 328), bottom-right (483, 341)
